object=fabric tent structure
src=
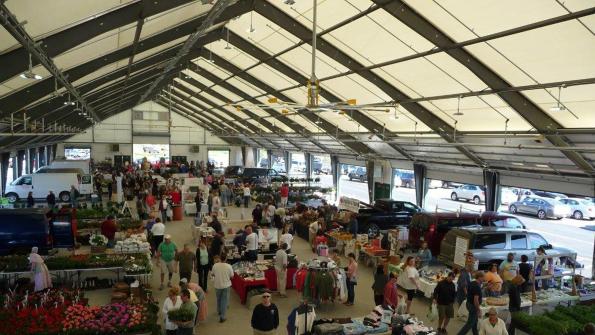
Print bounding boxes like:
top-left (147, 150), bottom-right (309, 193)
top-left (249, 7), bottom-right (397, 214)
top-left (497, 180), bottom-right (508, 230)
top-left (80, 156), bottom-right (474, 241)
top-left (1, 0), bottom-right (594, 182)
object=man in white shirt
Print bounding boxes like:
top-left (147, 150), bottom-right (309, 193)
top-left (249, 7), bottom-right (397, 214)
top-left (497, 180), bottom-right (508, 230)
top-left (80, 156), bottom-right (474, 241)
top-left (275, 243), bottom-right (289, 298)
top-left (478, 308), bottom-right (508, 335)
top-left (150, 218), bottom-right (165, 258)
top-left (211, 254), bottom-right (234, 323)
top-left (245, 226), bottom-right (259, 262)
top-left (280, 229), bottom-right (294, 254)
top-left (243, 184), bottom-right (251, 208)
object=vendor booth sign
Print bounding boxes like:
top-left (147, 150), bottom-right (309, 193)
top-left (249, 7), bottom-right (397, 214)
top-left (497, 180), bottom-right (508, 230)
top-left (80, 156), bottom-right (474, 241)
top-left (339, 196), bottom-right (360, 213)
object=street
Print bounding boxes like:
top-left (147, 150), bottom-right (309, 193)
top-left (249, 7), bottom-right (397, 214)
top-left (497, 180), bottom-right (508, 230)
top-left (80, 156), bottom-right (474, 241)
top-left (337, 175), bottom-right (595, 277)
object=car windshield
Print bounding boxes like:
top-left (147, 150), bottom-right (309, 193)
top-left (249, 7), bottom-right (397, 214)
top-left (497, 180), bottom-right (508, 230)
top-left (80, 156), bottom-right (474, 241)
top-left (490, 217), bottom-right (524, 228)
top-left (580, 199), bottom-right (594, 206)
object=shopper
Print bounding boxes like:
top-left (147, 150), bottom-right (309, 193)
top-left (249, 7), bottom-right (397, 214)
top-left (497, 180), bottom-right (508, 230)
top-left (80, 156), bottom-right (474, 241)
top-left (210, 215), bottom-right (223, 234)
top-left (159, 195), bottom-right (168, 223)
top-left (251, 291), bottom-right (279, 335)
top-left (196, 238), bottom-right (211, 292)
top-left (518, 255), bottom-right (532, 293)
top-left (176, 243), bottom-right (196, 282)
top-left (457, 264), bottom-right (473, 305)
top-left (433, 272), bottom-right (457, 334)
top-left (100, 215), bottom-right (117, 248)
top-left (507, 278), bottom-right (523, 335)
top-left (416, 241), bottom-right (432, 268)
top-left (212, 190), bottom-right (221, 214)
top-left (402, 256), bottom-right (420, 314)
top-left (187, 281), bottom-right (208, 322)
top-left (70, 185), bottom-right (79, 208)
top-left (372, 265), bottom-right (388, 306)
top-left (151, 218), bottom-right (165, 257)
top-left (157, 235), bottom-right (178, 290)
top-left (26, 191), bottom-right (34, 208)
top-left (383, 273), bottom-right (399, 309)
top-left (275, 243), bottom-right (288, 298)
top-left (176, 289), bottom-right (198, 335)
top-left (162, 286), bottom-right (182, 335)
top-left (457, 271), bottom-right (485, 335)
top-left (485, 263), bottom-right (503, 296)
top-left (345, 252), bottom-right (358, 306)
top-left (29, 247), bottom-right (52, 292)
top-left (245, 226), bottom-right (259, 262)
top-left (279, 226), bottom-right (293, 254)
top-left (243, 184), bottom-right (251, 208)
top-left (194, 192), bottom-right (202, 215)
top-left (478, 308), bottom-right (507, 335)
top-left (499, 253), bottom-right (518, 292)
top-left (252, 204), bottom-right (263, 225)
top-left (46, 190), bottom-right (56, 209)
top-left (534, 247), bottom-right (549, 290)
top-left (210, 232), bottom-right (224, 261)
top-left (308, 219), bottom-right (320, 252)
top-left (279, 183), bottom-right (289, 208)
top-left (212, 254), bottom-right (234, 323)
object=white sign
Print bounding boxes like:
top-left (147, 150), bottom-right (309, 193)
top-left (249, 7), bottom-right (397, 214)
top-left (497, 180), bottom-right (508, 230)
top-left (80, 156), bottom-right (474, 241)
top-left (339, 196), bottom-right (360, 213)
top-left (454, 236), bottom-right (469, 267)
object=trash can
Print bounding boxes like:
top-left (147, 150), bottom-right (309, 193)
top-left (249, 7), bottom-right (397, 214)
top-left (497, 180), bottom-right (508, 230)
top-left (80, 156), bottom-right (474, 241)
top-left (172, 205), bottom-right (183, 221)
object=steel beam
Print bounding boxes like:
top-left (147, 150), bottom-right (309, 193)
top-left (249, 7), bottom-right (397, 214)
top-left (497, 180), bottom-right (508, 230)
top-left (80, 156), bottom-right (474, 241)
top-left (0, 0), bottom-right (196, 83)
top-left (377, 0), bottom-right (594, 176)
top-left (254, 0), bottom-right (484, 166)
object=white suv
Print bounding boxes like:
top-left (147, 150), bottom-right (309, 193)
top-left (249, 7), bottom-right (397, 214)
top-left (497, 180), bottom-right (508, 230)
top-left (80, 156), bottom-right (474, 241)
top-left (450, 184), bottom-right (485, 205)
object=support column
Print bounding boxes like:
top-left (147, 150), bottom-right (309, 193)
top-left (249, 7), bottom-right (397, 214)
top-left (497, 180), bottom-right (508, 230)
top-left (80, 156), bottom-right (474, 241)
top-left (38, 147), bottom-right (46, 167)
top-left (52, 144), bottom-right (57, 161)
top-left (28, 148), bottom-right (36, 173)
top-left (366, 160), bottom-right (375, 204)
top-left (305, 152), bottom-right (312, 184)
top-left (46, 145), bottom-right (52, 165)
top-left (1, 152), bottom-right (9, 196)
top-left (331, 155), bottom-right (339, 202)
top-left (413, 163), bottom-right (427, 208)
top-left (241, 146), bottom-right (247, 167)
top-left (483, 170), bottom-right (501, 212)
top-left (266, 150), bottom-right (272, 169)
top-left (16, 150), bottom-right (25, 177)
top-left (284, 151), bottom-right (290, 177)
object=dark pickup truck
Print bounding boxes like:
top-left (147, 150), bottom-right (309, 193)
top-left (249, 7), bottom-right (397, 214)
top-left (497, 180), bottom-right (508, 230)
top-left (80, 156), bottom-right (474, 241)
top-left (357, 199), bottom-right (422, 235)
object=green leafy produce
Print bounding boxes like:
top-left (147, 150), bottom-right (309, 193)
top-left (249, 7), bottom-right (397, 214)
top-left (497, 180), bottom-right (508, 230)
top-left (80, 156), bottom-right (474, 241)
top-left (167, 307), bottom-right (194, 322)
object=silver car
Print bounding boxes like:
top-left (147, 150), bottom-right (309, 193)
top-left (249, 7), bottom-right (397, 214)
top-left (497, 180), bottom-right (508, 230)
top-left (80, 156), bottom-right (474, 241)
top-left (558, 198), bottom-right (595, 220)
top-left (509, 196), bottom-right (571, 220)
top-left (450, 184), bottom-right (485, 205)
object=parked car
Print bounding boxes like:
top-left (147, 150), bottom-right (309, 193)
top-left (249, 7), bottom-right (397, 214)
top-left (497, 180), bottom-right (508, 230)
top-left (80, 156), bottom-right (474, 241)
top-left (439, 227), bottom-right (577, 270)
top-left (558, 198), bottom-right (595, 220)
top-left (428, 179), bottom-right (444, 189)
top-left (348, 167), bottom-right (367, 182)
top-left (450, 184), bottom-right (485, 205)
top-left (0, 209), bottom-right (74, 255)
top-left (312, 158), bottom-right (323, 174)
top-left (223, 165), bottom-right (244, 179)
top-left (394, 171), bottom-right (415, 188)
top-left (357, 199), bottom-right (422, 236)
top-left (242, 168), bottom-right (287, 184)
top-left (409, 212), bottom-right (525, 256)
top-left (509, 196), bottom-right (571, 220)
top-left (500, 188), bottom-right (518, 205)
top-left (531, 190), bottom-right (568, 200)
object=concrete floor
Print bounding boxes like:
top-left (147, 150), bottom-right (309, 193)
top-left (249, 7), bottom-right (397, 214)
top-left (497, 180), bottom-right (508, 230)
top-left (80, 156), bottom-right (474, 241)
top-left (83, 205), bottom-right (514, 335)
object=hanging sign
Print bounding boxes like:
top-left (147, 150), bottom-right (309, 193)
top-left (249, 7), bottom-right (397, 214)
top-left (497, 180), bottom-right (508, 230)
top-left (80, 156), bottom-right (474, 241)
top-left (339, 196), bottom-right (360, 213)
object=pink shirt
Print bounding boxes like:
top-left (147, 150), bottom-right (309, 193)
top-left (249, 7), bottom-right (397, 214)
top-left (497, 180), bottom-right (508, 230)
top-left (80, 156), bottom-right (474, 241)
top-left (347, 261), bottom-right (358, 281)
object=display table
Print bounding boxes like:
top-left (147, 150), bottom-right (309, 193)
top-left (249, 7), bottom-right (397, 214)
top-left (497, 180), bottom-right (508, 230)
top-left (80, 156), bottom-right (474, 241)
top-left (184, 202), bottom-right (197, 215)
top-left (418, 277), bottom-right (438, 299)
top-left (264, 267), bottom-right (298, 291)
top-left (231, 274), bottom-right (269, 304)
top-left (458, 296), bottom-right (533, 318)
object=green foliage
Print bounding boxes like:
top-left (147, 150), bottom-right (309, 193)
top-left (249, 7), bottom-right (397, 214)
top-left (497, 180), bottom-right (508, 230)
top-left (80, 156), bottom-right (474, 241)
top-left (512, 304), bottom-right (595, 335)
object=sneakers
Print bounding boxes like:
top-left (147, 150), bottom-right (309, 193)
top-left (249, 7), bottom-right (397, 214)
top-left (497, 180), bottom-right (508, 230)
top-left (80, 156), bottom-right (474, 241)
top-left (219, 318), bottom-right (226, 323)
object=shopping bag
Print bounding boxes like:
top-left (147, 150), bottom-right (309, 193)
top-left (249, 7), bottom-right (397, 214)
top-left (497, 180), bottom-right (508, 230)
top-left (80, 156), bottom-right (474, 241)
top-left (426, 303), bottom-right (438, 322)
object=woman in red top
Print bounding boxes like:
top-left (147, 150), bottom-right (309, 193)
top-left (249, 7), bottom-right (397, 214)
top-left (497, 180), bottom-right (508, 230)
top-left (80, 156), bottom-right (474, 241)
top-left (279, 184), bottom-right (289, 208)
top-left (383, 273), bottom-right (399, 308)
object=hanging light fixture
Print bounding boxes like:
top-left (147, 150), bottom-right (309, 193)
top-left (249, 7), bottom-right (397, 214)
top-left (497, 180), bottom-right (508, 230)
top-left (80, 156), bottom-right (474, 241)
top-left (20, 53), bottom-right (43, 80)
top-left (247, 11), bottom-right (255, 33)
top-left (453, 95), bottom-right (464, 116)
top-left (224, 26), bottom-right (232, 50)
top-left (550, 86), bottom-right (566, 112)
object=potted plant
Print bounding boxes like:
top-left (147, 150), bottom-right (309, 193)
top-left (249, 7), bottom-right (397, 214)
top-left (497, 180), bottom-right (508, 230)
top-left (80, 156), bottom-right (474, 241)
top-left (89, 233), bottom-right (108, 253)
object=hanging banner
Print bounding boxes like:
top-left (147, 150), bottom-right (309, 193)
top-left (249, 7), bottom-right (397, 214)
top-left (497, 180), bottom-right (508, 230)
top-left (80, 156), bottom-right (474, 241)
top-left (339, 196), bottom-right (360, 213)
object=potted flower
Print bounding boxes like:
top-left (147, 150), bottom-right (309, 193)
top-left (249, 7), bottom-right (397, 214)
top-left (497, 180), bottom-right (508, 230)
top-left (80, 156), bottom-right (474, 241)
top-left (89, 233), bottom-right (108, 253)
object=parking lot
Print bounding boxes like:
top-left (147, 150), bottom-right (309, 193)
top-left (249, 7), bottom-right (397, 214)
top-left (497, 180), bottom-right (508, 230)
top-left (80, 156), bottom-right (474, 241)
top-left (337, 175), bottom-right (594, 277)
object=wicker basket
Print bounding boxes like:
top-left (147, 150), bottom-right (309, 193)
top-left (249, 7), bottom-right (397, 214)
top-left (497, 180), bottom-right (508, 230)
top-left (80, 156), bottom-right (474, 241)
top-left (91, 245), bottom-right (107, 253)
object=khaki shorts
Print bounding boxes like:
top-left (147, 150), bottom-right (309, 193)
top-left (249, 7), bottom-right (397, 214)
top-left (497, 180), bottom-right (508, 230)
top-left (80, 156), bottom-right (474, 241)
top-left (160, 260), bottom-right (175, 274)
top-left (438, 304), bottom-right (454, 319)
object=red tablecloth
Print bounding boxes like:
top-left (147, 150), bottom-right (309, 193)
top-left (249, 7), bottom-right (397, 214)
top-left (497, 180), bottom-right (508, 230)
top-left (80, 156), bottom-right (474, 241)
top-left (264, 267), bottom-right (298, 291)
top-left (231, 274), bottom-right (269, 304)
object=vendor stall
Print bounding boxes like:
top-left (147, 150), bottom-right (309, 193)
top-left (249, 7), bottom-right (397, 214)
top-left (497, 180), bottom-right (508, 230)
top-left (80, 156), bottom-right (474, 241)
top-left (231, 260), bottom-right (269, 304)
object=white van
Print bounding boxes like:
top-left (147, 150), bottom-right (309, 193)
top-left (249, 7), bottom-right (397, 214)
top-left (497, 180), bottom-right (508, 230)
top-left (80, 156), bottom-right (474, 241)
top-left (48, 159), bottom-right (90, 174)
top-left (5, 172), bottom-right (93, 203)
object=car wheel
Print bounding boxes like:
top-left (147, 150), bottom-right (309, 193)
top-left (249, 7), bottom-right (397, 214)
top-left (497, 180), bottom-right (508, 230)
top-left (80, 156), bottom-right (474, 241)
top-left (509, 205), bottom-right (517, 214)
top-left (450, 192), bottom-right (458, 201)
top-left (537, 210), bottom-right (546, 220)
top-left (573, 211), bottom-right (583, 220)
top-left (5, 192), bottom-right (18, 203)
top-left (473, 196), bottom-right (481, 205)
top-left (59, 191), bottom-right (71, 203)
top-left (368, 223), bottom-right (380, 238)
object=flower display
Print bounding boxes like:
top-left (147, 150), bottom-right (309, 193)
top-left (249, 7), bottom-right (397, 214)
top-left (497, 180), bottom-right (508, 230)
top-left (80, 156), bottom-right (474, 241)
top-left (62, 303), bottom-right (149, 334)
top-left (89, 233), bottom-right (108, 247)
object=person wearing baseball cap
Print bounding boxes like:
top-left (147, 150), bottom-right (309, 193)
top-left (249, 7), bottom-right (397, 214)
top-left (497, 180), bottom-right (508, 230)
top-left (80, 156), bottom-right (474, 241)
top-left (157, 234), bottom-right (177, 290)
top-left (251, 290), bottom-right (279, 335)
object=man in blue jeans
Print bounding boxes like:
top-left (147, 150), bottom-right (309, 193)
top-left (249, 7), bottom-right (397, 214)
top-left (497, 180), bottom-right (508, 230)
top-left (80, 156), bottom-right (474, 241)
top-left (458, 271), bottom-right (485, 335)
top-left (211, 254), bottom-right (234, 323)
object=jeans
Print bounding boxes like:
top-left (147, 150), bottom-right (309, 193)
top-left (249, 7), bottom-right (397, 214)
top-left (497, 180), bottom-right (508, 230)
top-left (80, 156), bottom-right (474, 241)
top-left (347, 280), bottom-right (355, 303)
top-left (244, 196), bottom-right (250, 208)
top-left (198, 266), bottom-right (209, 291)
top-left (216, 287), bottom-right (231, 319)
top-left (246, 250), bottom-right (257, 262)
top-left (161, 210), bottom-right (167, 223)
top-left (457, 303), bottom-right (479, 335)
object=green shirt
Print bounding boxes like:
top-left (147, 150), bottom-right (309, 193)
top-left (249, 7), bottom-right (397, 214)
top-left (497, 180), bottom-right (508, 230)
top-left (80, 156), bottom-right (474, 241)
top-left (180, 300), bottom-right (198, 327)
top-left (159, 242), bottom-right (177, 262)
